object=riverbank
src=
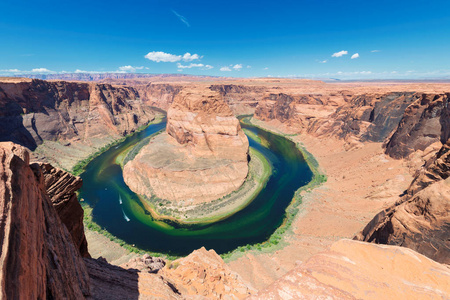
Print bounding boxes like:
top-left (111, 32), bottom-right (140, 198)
top-left (226, 117), bottom-right (413, 290)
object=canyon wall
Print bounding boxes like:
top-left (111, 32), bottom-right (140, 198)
top-left (254, 91), bottom-right (450, 157)
top-left (0, 78), bottom-right (156, 170)
top-left (0, 142), bottom-right (91, 299)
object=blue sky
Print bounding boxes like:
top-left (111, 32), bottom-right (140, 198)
top-left (1, 0), bottom-right (450, 79)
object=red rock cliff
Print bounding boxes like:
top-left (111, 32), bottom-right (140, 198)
top-left (0, 78), bottom-right (156, 170)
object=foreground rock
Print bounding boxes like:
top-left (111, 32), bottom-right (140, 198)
top-left (38, 162), bottom-right (90, 257)
top-left (250, 239), bottom-right (450, 300)
top-left (124, 87), bottom-right (249, 204)
top-left (0, 142), bottom-right (90, 298)
top-left (161, 247), bottom-right (256, 299)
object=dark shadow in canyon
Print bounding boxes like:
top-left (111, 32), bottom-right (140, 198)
top-left (0, 114), bottom-right (37, 150)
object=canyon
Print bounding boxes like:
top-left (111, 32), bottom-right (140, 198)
top-left (0, 77), bottom-right (157, 171)
top-left (0, 76), bottom-right (449, 299)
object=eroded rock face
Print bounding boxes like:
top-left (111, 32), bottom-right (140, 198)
top-left (0, 78), bottom-right (155, 170)
top-left (0, 142), bottom-right (90, 299)
top-left (126, 83), bottom-right (182, 110)
top-left (250, 239), bottom-right (450, 300)
top-left (407, 140), bottom-right (450, 195)
top-left (161, 247), bottom-right (256, 299)
top-left (355, 177), bottom-right (450, 264)
top-left (124, 87), bottom-right (249, 204)
top-left (254, 91), bottom-right (450, 155)
top-left (38, 162), bottom-right (90, 257)
top-left (385, 93), bottom-right (450, 158)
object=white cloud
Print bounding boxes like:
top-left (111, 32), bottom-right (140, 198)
top-left (176, 63), bottom-right (204, 69)
top-left (263, 67), bottom-right (269, 70)
top-left (319, 60), bottom-right (327, 63)
top-left (182, 53), bottom-right (202, 61)
top-left (220, 66), bottom-right (231, 72)
top-left (176, 63), bottom-right (213, 70)
top-left (31, 68), bottom-right (53, 73)
top-left (351, 53), bottom-right (360, 59)
top-left (232, 64), bottom-right (243, 70)
top-left (331, 50), bottom-right (348, 57)
top-left (144, 51), bottom-right (201, 63)
top-left (371, 50), bottom-right (381, 53)
top-left (118, 65), bottom-right (145, 72)
top-left (246, 65), bottom-right (252, 69)
top-left (145, 51), bottom-right (181, 62)
top-left (172, 10), bottom-right (190, 27)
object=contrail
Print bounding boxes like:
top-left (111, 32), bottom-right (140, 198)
top-left (172, 10), bottom-right (190, 27)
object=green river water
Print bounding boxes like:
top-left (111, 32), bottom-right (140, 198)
top-left (78, 118), bottom-right (313, 256)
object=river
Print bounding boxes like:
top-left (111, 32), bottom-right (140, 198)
top-left (78, 118), bottom-right (313, 256)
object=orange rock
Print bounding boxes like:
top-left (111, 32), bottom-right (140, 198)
top-left (124, 87), bottom-right (249, 204)
top-left (250, 239), bottom-right (450, 300)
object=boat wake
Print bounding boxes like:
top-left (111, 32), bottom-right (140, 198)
top-left (122, 209), bottom-right (130, 222)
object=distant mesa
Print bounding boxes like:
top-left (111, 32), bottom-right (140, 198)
top-left (123, 87), bottom-right (249, 206)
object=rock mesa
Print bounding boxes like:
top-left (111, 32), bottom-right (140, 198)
top-left (124, 87), bottom-right (249, 204)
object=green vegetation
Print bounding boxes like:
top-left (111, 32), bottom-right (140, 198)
top-left (81, 201), bottom-right (179, 260)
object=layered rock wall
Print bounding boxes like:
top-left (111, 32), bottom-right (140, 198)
top-left (385, 93), bottom-right (450, 158)
top-left (0, 78), bottom-right (155, 170)
top-left (0, 142), bottom-right (91, 299)
top-left (38, 162), bottom-right (90, 257)
top-left (255, 91), bottom-right (450, 157)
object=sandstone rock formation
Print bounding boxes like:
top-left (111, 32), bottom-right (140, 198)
top-left (38, 162), bottom-right (90, 257)
top-left (250, 239), bottom-right (450, 300)
top-left (385, 93), bottom-right (450, 158)
top-left (133, 83), bottom-right (182, 110)
top-left (407, 140), bottom-right (450, 195)
top-left (160, 247), bottom-right (256, 299)
top-left (210, 84), bottom-right (264, 115)
top-left (355, 150), bottom-right (450, 264)
top-left (124, 87), bottom-right (249, 204)
top-left (0, 78), bottom-right (155, 170)
top-left (0, 142), bottom-right (91, 299)
top-left (120, 254), bottom-right (165, 273)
